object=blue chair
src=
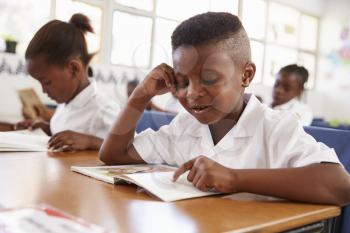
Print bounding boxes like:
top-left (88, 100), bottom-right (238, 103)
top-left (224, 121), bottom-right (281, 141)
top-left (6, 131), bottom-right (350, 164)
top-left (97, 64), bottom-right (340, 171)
top-left (304, 126), bottom-right (350, 233)
top-left (136, 110), bottom-right (176, 133)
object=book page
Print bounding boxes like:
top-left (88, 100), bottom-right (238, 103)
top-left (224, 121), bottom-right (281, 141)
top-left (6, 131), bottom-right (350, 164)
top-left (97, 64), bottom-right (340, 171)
top-left (71, 164), bottom-right (175, 185)
top-left (0, 130), bottom-right (49, 152)
top-left (0, 205), bottom-right (108, 233)
top-left (125, 171), bottom-right (218, 202)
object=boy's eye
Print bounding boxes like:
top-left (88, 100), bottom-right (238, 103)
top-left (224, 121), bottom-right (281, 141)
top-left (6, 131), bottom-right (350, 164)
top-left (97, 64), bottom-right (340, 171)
top-left (201, 72), bottom-right (218, 85)
top-left (201, 78), bottom-right (217, 85)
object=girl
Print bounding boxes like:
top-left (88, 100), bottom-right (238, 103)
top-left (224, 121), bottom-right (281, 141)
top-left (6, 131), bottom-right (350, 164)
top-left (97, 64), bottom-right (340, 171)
top-left (271, 64), bottom-right (313, 126)
top-left (15, 14), bottom-right (119, 151)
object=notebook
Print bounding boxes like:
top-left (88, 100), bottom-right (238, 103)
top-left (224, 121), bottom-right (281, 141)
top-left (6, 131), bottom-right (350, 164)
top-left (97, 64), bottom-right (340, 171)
top-left (0, 129), bottom-right (49, 152)
top-left (0, 204), bottom-right (108, 233)
top-left (71, 164), bottom-right (219, 202)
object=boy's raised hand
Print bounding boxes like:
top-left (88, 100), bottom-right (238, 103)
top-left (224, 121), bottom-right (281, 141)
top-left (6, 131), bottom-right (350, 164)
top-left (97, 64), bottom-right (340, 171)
top-left (136, 63), bottom-right (176, 98)
top-left (173, 156), bottom-right (238, 193)
top-left (49, 130), bottom-right (101, 151)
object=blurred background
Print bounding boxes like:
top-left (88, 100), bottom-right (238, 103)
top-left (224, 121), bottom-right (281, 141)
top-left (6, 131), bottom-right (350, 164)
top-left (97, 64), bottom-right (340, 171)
top-left (0, 0), bottom-right (349, 126)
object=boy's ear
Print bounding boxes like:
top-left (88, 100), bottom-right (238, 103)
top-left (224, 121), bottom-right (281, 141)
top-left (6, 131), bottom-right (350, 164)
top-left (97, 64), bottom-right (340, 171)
top-left (67, 59), bottom-right (83, 79)
top-left (242, 62), bottom-right (256, 87)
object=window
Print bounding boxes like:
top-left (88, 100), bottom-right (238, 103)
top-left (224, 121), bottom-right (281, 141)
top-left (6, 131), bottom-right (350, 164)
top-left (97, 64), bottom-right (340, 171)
top-left (111, 11), bottom-right (152, 67)
top-left (0, 0), bottom-right (50, 54)
top-left (115, 0), bottom-right (153, 11)
top-left (1, 0), bottom-right (319, 87)
top-left (250, 40), bottom-right (264, 83)
top-left (153, 18), bottom-right (179, 66)
top-left (56, 0), bottom-right (102, 56)
top-left (267, 2), bottom-right (300, 47)
top-left (264, 45), bottom-right (298, 85)
top-left (242, 0), bottom-right (267, 40)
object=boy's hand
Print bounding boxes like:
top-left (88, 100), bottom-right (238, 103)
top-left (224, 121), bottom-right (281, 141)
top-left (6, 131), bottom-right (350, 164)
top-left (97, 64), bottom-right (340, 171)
top-left (135, 63), bottom-right (176, 98)
top-left (173, 156), bottom-right (238, 193)
top-left (48, 130), bottom-right (100, 151)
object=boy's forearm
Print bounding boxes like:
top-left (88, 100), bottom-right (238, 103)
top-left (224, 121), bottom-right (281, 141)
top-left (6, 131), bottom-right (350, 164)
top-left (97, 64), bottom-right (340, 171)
top-left (234, 163), bottom-right (350, 206)
top-left (99, 89), bottom-right (152, 164)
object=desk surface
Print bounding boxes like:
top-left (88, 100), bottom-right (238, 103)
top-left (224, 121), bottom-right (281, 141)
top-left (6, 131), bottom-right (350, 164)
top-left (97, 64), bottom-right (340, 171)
top-left (0, 151), bottom-right (340, 233)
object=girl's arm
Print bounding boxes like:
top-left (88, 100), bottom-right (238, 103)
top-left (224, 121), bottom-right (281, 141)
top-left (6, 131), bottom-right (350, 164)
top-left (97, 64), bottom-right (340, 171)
top-left (99, 63), bottom-right (176, 165)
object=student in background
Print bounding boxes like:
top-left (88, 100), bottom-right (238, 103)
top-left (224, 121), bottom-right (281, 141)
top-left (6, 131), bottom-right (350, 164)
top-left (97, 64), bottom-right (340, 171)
top-left (271, 64), bottom-right (313, 126)
top-left (15, 14), bottom-right (120, 151)
top-left (99, 12), bottom-right (350, 205)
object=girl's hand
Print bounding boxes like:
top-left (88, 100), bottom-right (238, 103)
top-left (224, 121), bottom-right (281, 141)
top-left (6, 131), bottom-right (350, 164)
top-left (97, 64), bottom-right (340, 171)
top-left (48, 130), bottom-right (101, 151)
top-left (173, 156), bottom-right (238, 193)
top-left (135, 63), bottom-right (176, 98)
top-left (14, 119), bottom-right (48, 132)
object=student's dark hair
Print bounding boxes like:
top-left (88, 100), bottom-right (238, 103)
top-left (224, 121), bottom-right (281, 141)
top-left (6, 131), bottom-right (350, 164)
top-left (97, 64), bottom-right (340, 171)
top-left (279, 64), bottom-right (309, 90)
top-left (25, 13), bottom-right (94, 67)
top-left (171, 12), bottom-right (251, 66)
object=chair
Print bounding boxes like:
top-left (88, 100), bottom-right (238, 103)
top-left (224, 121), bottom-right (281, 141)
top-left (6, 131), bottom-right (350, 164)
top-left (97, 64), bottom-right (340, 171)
top-left (136, 110), bottom-right (176, 133)
top-left (304, 126), bottom-right (350, 233)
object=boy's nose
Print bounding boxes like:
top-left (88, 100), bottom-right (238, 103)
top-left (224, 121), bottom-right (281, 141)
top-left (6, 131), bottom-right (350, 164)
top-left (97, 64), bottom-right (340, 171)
top-left (187, 82), bottom-right (204, 99)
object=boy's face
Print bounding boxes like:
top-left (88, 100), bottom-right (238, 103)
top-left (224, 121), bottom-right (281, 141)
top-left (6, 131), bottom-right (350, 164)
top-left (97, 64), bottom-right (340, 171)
top-left (172, 44), bottom-right (251, 125)
top-left (272, 72), bottom-right (302, 106)
top-left (26, 56), bottom-right (80, 104)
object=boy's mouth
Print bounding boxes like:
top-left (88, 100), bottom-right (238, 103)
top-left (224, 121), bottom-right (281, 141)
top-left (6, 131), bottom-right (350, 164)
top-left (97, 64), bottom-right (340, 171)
top-left (190, 104), bottom-right (211, 114)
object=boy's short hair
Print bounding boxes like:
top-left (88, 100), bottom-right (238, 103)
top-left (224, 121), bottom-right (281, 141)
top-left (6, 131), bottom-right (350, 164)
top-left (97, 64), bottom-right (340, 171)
top-left (171, 12), bottom-right (251, 66)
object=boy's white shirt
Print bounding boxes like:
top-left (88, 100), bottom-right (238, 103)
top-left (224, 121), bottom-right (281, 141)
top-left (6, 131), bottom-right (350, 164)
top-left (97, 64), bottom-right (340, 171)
top-left (50, 79), bottom-right (120, 139)
top-left (272, 98), bottom-right (313, 126)
top-left (133, 94), bottom-right (339, 168)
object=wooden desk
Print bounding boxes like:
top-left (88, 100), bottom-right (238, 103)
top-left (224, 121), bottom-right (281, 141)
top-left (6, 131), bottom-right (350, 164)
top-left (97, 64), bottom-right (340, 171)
top-left (0, 122), bottom-right (13, 131)
top-left (0, 151), bottom-right (340, 233)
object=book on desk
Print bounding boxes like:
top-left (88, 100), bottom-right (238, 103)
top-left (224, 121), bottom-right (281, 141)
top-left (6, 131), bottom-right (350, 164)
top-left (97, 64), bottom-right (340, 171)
top-left (0, 129), bottom-right (49, 152)
top-left (71, 164), bottom-right (219, 202)
top-left (0, 204), bottom-right (107, 233)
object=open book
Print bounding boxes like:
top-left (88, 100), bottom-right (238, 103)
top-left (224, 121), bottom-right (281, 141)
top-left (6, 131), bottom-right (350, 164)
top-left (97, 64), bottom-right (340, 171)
top-left (0, 204), bottom-right (107, 233)
top-left (0, 129), bottom-right (49, 152)
top-left (71, 165), bottom-right (219, 202)
top-left (17, 88), bottom-right (48, 120)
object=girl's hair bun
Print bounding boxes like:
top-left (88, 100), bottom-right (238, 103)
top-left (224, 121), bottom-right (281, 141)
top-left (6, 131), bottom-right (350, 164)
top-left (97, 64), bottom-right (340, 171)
top-left (69, 13), bottom-right (94, 33)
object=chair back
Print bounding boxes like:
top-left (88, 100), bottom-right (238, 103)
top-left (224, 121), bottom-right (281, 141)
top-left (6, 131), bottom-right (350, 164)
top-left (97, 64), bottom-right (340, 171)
top-left (304, 126), bottom-right (350, 233)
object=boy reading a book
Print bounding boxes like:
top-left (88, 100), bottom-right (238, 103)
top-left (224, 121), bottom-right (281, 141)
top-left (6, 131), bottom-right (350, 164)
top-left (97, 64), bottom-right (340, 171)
top-left (15, 14), bottom-right (120, 151)
top-left (100, 12), bottom-right (350, 205)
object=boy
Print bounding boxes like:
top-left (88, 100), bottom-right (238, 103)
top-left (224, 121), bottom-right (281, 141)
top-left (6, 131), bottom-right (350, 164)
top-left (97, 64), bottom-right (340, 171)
top-left (100, 12), bottom-right (350, 205)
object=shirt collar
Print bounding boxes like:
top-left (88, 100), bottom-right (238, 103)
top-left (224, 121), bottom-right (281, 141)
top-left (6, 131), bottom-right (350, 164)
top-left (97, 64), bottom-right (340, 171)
top-left (272, 98), bottom-right (298, 111)
top-left (66, 79), bottom-right (98, 108)
top-left (185, 94), bottom-right (265, 138)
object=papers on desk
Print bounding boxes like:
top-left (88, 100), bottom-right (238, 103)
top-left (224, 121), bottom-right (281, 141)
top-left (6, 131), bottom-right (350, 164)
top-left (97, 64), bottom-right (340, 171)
top-left (0, 129), bottom-right (49, 152)
top-left (0, 205), bottom-right (108, 233)
top-left (71, 165), bottom-right (219, 202)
